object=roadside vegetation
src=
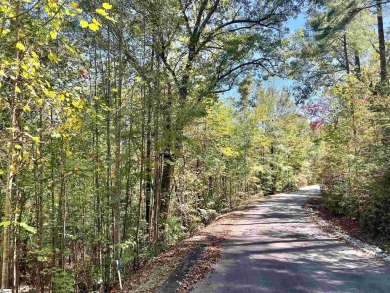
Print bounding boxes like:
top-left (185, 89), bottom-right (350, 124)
top-left (294, 0), bottom-right (390, 250)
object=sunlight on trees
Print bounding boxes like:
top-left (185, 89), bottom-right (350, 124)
top-left (0, 0), bottom-right (389, 291)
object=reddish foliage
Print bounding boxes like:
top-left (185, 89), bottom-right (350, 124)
top-left (301, 99), bottom-right (331, 132)
top-left (301, 100), bottom-right (330, 118)
top-left (310, 119), bottom-right (325, 131)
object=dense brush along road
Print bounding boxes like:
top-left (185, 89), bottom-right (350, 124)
top-left (191, 186), bottom-right (390, 293)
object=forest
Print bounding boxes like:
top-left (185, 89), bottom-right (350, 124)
top-left (0, 0), bottom-right (389, 292)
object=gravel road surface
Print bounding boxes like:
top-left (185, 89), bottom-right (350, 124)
top-left (192, 185), bottom-right (390, 293)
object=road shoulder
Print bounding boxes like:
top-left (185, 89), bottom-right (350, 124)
top-left (304, 195), bottom-right (390, 262)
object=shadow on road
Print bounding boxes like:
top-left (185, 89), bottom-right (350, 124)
top-left (192, 185), bottom-right (390, 293)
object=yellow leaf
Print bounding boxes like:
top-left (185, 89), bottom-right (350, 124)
top-left (92, 18), bottom-right (102, 27)
top-left (2, 29), bottom-right (10, 36)
top-left (112, 88), bottom-right (118, 93)
top-left (72, 99), bottom-right (84, 109)
top-left (66, 45), bottom-right (75, 53)
top-left (105, 15), bottom-right (117, 23)
top-left (23, 105), bottom-right (31, 111)
top-left (31, 51), bottom-right (38, 59)
top-left (50, 31), bottom-right (58, 39)
top-left (48, 52), bottom-right (59, 62)
top-left (32, 136), bottom-right (41, 143)
top-left (65, 8), bottom-right (76, 16)
top-left (16, 86), bottom-right (21, 93)
top-left (88, 23), bottom-right (100, 32)
top-left (96, 8), bottom-right (108, 16)
top-left (102, 3), bottom-right (112, 9)
top-left (16, 42), bottom-right (25, 51)
top-left (80, 20), bottom-right (89, 28)
top-left (70, 1), bottom-right (79, 9)
top-left (135, 76), bottom-right (141, 82)
top-left (15, 144), bottom-right (22, 150)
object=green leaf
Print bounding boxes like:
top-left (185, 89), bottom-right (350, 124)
top-left (0, 221), bottom-right (11, 228)
top-left (48, 52), bottom-right (59, 62)
top-left (19, 222), bottom-right (37, 234)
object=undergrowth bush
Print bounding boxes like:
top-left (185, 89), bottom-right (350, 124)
top-left (361, 174), bottom-right (390, 236)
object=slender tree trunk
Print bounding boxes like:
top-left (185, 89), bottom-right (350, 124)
top-left (113, 2), bottom-right (124, 256)
top-left (58, 145), bottom-right (66, 269)
top-left (135, 89), bottom-right (145, 266)
top-left (104, 23), bottom-right (112, 283)
top-left (2, 2), bottom-right (20, 287)
top-left (343, 34), bottom-right (350, 74)
top-left (37, 111), bottom-right (44, 293)
top-left (354, 54), bottom-right (361, 79)
top-left (123, 92), bottom-right (134, 241)
top-left (152, 110), bottom-right (161, 243)
top-left (151, 54), bottom-right (162, 243)
top-left (270, 142), bottom-right (277, 194)
top-left (160, 152), bottom-right (174, 231)
top-left (50, 111), bottom-right (56, 291)
top-left (2, 139), bottom-right (14, 289)
top-left (145, 112), bottom-right (152, 229)
top-left (377, 0), bottom-right (387, 83)
top-left (145, 53), bottom-right (154, 230)
top-left (160, 84), bottom-right (174, 235)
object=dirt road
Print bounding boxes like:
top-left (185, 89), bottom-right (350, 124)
top-left (191, 186), bottom-right (390, 293)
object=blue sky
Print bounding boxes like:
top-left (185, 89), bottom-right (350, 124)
top-left (286, 13), bottom-right (307, 32)
top-left (221, 13), bottom-right (307, 100)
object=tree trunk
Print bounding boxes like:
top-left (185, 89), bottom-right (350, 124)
top-left (2, 145), bottom-right (13, 289)
top-left (2, 2), bottom-right (20, 286)
top-left (145, 125), bottom-right (152, 229)
top-left (270, 142), bottom-right (277, 194)
top-left (377, 0), bottom-right (387, 83)
top-left (145, 53), bottom-right (154, 230)
top-left (343, 34), bottom-right (350, 74)
top-left (160, 152), bottom-right (174, 231)
top-left (354, 54), bottom-right (361, 79)
top-left (113, 4), bottom-right (124, 255)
